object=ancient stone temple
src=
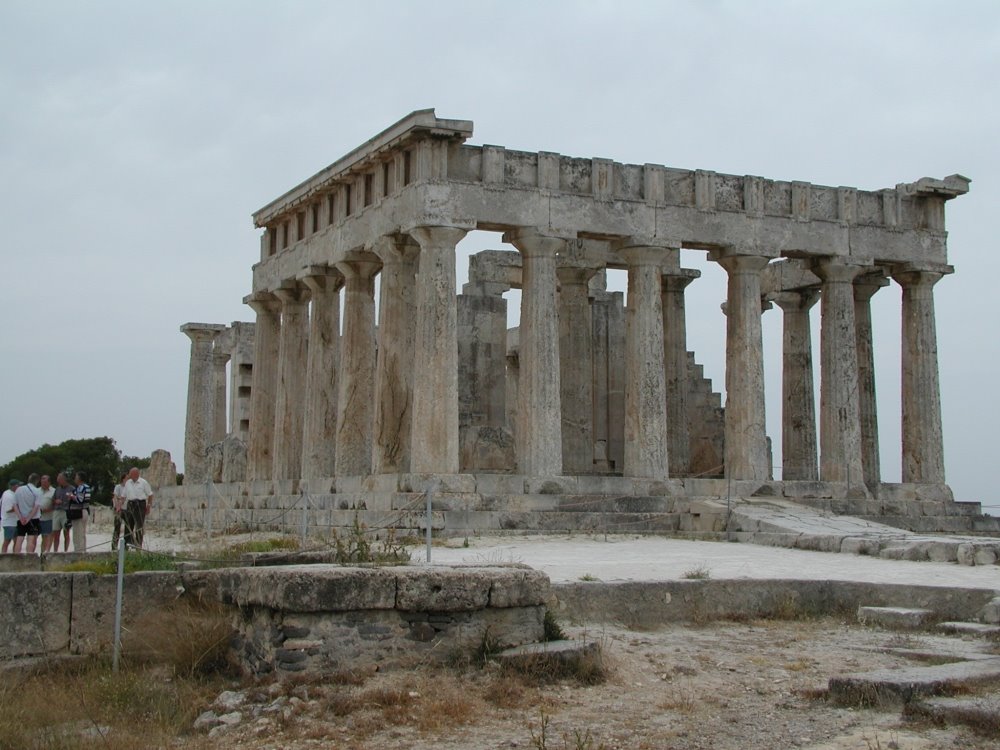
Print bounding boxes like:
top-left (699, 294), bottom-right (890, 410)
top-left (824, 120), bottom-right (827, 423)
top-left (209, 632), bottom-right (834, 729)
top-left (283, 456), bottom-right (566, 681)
top-left (169, 109), bottom-right (984, 535)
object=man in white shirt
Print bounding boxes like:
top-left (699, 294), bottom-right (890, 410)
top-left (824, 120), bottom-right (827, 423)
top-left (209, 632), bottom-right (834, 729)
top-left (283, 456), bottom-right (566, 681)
top-left (1, 479), bottom-right (20, 554)
top-left (122, 467), bottom-right (153, 549)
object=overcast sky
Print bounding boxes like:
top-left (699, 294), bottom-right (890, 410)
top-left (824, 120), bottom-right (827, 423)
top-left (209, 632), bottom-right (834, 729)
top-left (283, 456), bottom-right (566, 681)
top-left (2, 1), bottom-right (997, 510)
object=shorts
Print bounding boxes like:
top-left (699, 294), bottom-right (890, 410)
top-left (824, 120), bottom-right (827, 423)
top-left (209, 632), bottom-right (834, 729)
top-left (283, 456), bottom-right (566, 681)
top-left (39, 519), bottom-right (53, 535)
top-left (16, 519), bottom-right (41, 536)
top-left (52, 511), bottom-right (69, 531)
top-left (2, 526), bottom-right (15, 542)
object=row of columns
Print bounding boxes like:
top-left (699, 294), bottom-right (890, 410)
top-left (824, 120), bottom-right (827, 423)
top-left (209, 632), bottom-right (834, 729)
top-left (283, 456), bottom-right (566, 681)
top-left (772, 261), bottom-right (949, 487)
top-left (228, 226), bottom-right (947, 488)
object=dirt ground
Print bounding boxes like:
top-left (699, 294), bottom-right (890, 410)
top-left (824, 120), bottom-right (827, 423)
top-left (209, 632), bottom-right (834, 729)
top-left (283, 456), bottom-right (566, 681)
top-left (189, 617), bottom-right (1000, 750)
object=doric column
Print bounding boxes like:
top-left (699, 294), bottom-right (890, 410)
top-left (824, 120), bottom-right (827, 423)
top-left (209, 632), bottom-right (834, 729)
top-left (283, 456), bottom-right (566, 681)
top-left (854, 273), bottom-right (889, 489)
top-left (272, 284), bottom-right (309, 480)
top-left (334, 259), bottom-right (379, 477)
top-left (211, 347), bottom-right (230, 442)
top-left (618, 245), bottom-right (670, 480)
top-left (300, 266), bottom-right (342, 480)
top-left (892, 263), bottom-right (951, 484)
top-left (372, 234), bottom-right (420, 474)
top-left (504, 228), bottom-right (565, 476)
top-left (180, 323), bottom-right (226, 483)
top-left (716, 253), bottom-right (770, 480)
top-left (407, 226), bottom-right (468, 474)
top-left (661, 268), bottom-right (699, 477)
top-left (556, 264), bottom-right (599, 474)
top-left (813, 259), bottom-right (866, 486)
top-left (773, 289), bottom-right (819, 481)
top-left (246, 294), bottom-right (280, 480)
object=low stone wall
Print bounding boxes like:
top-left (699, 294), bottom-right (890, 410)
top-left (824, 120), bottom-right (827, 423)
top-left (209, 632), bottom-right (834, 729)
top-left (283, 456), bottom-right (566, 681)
top-left (551, 579), bottom-right (1000, 630)
top-left (0, 564), bottom-right (549, 673)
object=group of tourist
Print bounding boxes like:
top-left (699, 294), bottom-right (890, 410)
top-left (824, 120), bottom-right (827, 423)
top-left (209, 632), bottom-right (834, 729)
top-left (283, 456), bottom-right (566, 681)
top-left (1, 467), bottom-right (153, 554)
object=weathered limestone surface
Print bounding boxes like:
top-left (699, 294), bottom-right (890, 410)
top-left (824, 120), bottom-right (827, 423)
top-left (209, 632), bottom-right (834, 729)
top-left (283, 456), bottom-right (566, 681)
top-left (855, 273), bottom-right (888, 490)
top-left (372, 236), bottom-right (418, 474)
top-left (180, 323), bottom-right (226, 484)
top-left (272, 286), bottom-right (309, 480)
top-left (144, 448), bottom-right (177, 489)
top-left (717, 254), bottom-right (769, 480)
top-left (662, 270), bottom-right (698, 477)
top-left (557, 260), bottom-right (598, 474)
top-left (409, 226), bottom-right (468, 475)
top-left (814, 260), bottom-right (866, 488)
top-left (620, 244), bottom-right (670, 480)
top-left (506, 229), bottom-right (564, 477)
top-left (246, 295), bottom-right (280, 480)
top-left (774, 290), bottom-right (819, 481)
top-left (334, 260), bottom-right (379, 478)
top-left (894, 265), bottom-right (950, 484)
top-left (301, 267), bottom-right (341, 480)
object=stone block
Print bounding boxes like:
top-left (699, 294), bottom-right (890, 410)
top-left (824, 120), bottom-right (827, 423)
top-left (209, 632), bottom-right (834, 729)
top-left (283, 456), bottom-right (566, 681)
top-left (362, 474), bottom-right (402, 493)
top-left (70, 571), bottom-right (185, 655)
top-left (474, 474), bottom-right (525, 495)
top-left (401, 473), bottom-right (477, 494)
top-left (394, 567), bottom-right (491, 611)
top-left (336, 475), bottom-right (363, 493)
top-left (486, 568), bottom-right (550, 608)
top-left (211, 566), bottom-right (398, 612)
top-left (249, 480), bottom-right (274, 497)
top-left (0, 573), bottom-right (72, 658)
top-left (840, 537), bottom-right (883, 557)
top-left (913, 484), bottom-right (955, 503)
top-left (857, 605), bottom-right (935, 629)
top-left (974, 547), bottom-right (998, 566)
top-left (524, 476), bottom-right (577, 494)
top-left (956, 543), bottom-right (976, 566)
top-left (781, 481), bottom-right (832, 499)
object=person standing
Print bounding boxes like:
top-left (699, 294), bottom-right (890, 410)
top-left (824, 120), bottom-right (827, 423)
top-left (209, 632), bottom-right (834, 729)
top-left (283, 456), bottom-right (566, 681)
top-left (69, 471), bottom-right (91, 552)
top-left (111, 472), bottom-right (127, 551)
top-left (121, 467), bottom-right (153, 549)
top-left (1, 479), bottom-right (19, 554)
top-left (14, 474), bottom-right (42, 554)
top-left (37, 474), bottom-right (56, 553)
top-left (51, 472), bottom-right (73, 552)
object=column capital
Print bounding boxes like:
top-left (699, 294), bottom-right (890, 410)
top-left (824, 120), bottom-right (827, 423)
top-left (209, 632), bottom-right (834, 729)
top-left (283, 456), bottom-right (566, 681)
top-left (372, 233), bottom-right (421, 265)
top-left (853, 270), bottom-right (890, 302)
top-left (715, 253), bottom-right (770, 275)
top-left (556, 264), bottom-right (599, 287)
top-left (661, 267), bottom-right (701, 291)
top-left (407, 225), bottom-right (469, 251)
top-left (615, 244), bottom-right (673, 268)
top-left (335, 259), bottom-right (381, 284)
top-left (299, 264), bottom-right (344, 294)
top-left (503, 227), bottom-right (567, 258)
top-left (811, 257), bottom-right (872, 284)
top-left (273, 282), bottom-right (309, 305)
top-left (244, 292), bottom-right (280, 316)
top-left (891, 262), bottom-right (954, 288)
top-left (772, 288), bottom-right (820, 313)
top-left (211, 349), bottom-right (231, 366)
top-left (180, 322), bottom-right (226, 342)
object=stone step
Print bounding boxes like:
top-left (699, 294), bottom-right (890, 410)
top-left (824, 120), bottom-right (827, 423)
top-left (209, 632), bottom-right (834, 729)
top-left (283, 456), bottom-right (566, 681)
top-left (828, 657), bottom-right (1000, 706)
top-left (903, 694), bottom-right (1000, 734)
top-left (857, 606), bottom-right (936, 629)
top-left (937, 621), bottom-right (1000, 637)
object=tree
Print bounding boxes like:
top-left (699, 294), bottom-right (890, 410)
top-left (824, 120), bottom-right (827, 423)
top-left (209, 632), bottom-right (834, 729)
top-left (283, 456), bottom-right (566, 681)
top-left (0, 437), bottom-right (124, 505)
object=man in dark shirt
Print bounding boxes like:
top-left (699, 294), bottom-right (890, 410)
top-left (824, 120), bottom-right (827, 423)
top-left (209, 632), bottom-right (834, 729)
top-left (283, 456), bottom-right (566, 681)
top-left (51, 472), bottom-right (75, 553)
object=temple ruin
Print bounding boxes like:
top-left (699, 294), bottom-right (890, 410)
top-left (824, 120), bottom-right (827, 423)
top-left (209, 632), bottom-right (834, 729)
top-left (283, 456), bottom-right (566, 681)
top-left (166, 109), bottom-right (987, 534)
